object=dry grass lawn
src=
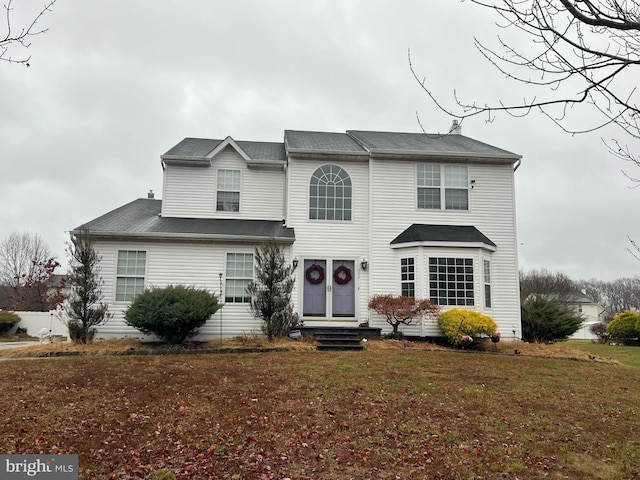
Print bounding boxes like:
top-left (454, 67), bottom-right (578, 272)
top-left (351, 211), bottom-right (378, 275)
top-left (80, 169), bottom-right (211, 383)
top-left (0, 338), bottom-right (638, 479)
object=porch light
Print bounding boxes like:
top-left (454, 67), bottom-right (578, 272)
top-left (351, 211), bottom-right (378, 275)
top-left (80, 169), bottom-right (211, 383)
top-left (292, 257), bottom-right (299, 269)
top-left (360, 258), bottom-right (368, 271)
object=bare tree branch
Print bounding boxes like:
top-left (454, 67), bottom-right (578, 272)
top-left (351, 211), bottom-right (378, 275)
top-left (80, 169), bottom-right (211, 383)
top-left (1, 0), bottom-right (56, 66)
top-left (412, 1), bottom-right (640, 167)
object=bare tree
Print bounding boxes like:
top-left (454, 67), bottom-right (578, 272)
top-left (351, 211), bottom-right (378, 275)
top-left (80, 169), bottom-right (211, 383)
top-left (1, 0), bottom-right (57, 66)
top-left (411, 1), bottom-right (640, 171)
top-left (0, 232), bottom-right (52, 287)
top-left (519, 268), bottom-right (578, 303)
top-left (577, 276), bottom-right (640, 319)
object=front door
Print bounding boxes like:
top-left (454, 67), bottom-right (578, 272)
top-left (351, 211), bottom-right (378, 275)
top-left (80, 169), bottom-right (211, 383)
top-left (302, 259), bottom-right (355, 319)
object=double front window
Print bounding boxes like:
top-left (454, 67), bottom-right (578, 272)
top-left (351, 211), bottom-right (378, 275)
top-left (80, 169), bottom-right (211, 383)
top-left (417, 164), bottom-right (468, 210)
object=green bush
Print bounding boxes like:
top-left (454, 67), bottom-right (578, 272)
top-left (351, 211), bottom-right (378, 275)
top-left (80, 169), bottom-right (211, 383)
top-left (607, 310), bottom-right (640, 340)
top-left (438, 309), bottom-right (497, 345)
top-left (0, 311), bottom-right (21, 335)
top-left (521, 296), bottom-right (583, 343)
top-left (125, 285), bottom-right (220, 344)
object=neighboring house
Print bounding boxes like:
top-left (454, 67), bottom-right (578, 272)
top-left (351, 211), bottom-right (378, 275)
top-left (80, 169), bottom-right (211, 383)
top-left (72, 123), bottom-right (523, 340)
top-left (535, 292), bottom-right (606, 341)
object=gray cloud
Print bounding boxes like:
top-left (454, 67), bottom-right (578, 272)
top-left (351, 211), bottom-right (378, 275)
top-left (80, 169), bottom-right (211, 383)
top-left (1, 0), bottom-right (638, 281)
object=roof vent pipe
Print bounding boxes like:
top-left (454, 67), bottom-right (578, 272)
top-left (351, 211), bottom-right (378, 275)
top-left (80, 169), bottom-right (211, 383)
top-left (449, 119), bottom-right (462, 135)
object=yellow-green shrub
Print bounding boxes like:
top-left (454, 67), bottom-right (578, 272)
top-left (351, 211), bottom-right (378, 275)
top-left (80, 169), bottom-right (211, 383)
top-left (438, 309), bottom-right (497, 345)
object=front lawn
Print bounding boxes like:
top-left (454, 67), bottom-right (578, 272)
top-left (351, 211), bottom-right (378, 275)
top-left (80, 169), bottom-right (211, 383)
top-left (1, 348), bottom-right (638, 479)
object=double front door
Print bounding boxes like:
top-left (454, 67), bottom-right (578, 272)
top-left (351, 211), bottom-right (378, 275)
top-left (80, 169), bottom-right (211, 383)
top-left (302, 259), bottom-right (355, 318)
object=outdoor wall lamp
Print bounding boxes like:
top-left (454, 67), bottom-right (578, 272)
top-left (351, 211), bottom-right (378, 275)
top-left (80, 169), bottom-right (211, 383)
top-left (292, 256), bottom-right (299, 269)
top-left (360, 258), bottom-right (368, 271)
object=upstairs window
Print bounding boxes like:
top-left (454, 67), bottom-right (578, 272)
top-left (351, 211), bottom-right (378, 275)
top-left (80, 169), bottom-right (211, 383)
top-left (309, 164), bottom-right (352, 221)
top-left (401, 258), bottom-right (415, 298)
top-left (225, 253), bottom-right (253, 303)
top-left (417, 164), bottom-right (468, 210)
top-left (217, 169), bottom-right (240, 212)
top-left (428, 257), bottom-right (474, 306)
top-left (115, 250), bottom-right (146, 301)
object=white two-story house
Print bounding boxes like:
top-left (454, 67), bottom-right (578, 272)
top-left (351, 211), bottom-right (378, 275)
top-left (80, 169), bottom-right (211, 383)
top-left (72, 123), bottom-right (523, 340)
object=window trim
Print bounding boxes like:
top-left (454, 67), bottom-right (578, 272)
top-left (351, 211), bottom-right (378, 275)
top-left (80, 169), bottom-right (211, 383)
top-left (401, 257), bottom-right (415, 298)
top-left (428, 256), bottom-right (475, 307)
top-left (308, 164), bottom-right (353, 222)
top-left (225, 252), bottom-right (254, 303)
top-left (216, 168), bottom-right (241, 213)
top-left (483, 259), bottom-right (492, 309)
top-left (417, 164), bottom-right (469, 211)
top-left (115, 250), bottom-right (147, 302)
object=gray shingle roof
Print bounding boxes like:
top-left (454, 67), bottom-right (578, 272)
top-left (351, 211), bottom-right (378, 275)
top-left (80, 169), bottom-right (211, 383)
top-left (348, 130), bottom-right (519, 159)
top-left (73, 199), bottom-right (295, 241)
top-left (165, 129), bottom-right (520, 161)
top-left (163, 138), bottom-right (286, 161)
top-left (284, 130), bottom-right (367, 153)
top-left (391, 224), bottom-right (496, 247)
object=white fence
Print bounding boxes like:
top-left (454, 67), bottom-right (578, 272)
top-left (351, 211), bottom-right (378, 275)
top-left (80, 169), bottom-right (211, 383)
top-left (8, 311), bottom-right (70, 340)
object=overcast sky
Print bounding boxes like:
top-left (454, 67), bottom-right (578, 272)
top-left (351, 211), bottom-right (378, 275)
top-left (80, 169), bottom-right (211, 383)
top-left (1, 1), bottom-right (638, 282)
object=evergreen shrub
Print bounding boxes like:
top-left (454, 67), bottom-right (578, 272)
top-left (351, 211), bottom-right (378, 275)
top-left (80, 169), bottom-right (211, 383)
top-left (607, 310), bottom-right (640, 341)
top-left (438, 309), bottom-right (497, 345)
top-left (125, 285), bottom-right (220, 344)
top-left (0, 311), bottom-right (21, 335)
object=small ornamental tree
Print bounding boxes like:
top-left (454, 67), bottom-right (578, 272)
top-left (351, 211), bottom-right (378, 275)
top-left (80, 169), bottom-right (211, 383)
top-left (125, 285), bottom-right (220, 344)
top-left (368, 294), bottom-right (439, 339)
top-left (247, 240), bottom-right (297, 340)
top-left (438, 309), bottom-right (498, 345)
top-left (607, 310), bottom-right (640, 342)
top-left (521, 296), bottom-right (583, 343)
top-left (61, 230), bottom-right (112, 343)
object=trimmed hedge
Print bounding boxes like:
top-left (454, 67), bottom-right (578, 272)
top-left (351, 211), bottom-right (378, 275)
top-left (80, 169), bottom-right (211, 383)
top-left (438, 309), bottom-right (497, 345)
top-left (125, 285), bottom-right (220, 344)
top-left (0, 311), bottom-right (21, 335)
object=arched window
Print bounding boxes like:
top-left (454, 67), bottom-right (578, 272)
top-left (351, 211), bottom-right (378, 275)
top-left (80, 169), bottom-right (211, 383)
top-left (309, 165), bottom-right (352, 221)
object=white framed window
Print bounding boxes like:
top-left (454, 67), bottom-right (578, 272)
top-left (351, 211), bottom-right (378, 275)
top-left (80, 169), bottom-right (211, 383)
top-left (401, 257), bottom-right (415, 298)
top-left (225, 253), bottom-right (253, 303)
top-left (428, 257), bottom-right (474, 306)
top-left (483, 259), bottom-right (492, 308)
top-left (309, 164), bottom-right (352, 221)
top-left (115, 250), bottom-right (146, 301)
top-left (417, 164), bottom-right (468, 210)
top-left (217, 169), bottom-right (240, 212)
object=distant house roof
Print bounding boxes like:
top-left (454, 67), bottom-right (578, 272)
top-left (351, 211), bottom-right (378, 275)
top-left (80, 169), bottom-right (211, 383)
top-left (536, 292), bottom-right (597, 304)
top-left (391, 224), bottom-right (496, 250)
top-left (72, 199), bottom-right (295, 242)
top-left (163, 129), bottom-right (521, 164)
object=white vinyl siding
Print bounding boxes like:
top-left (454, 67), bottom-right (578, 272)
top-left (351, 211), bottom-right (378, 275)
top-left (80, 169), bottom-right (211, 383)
top-left (161, 146), bottom-right (285, 220)
top-left (115, 250), bottom-right (146, 301)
